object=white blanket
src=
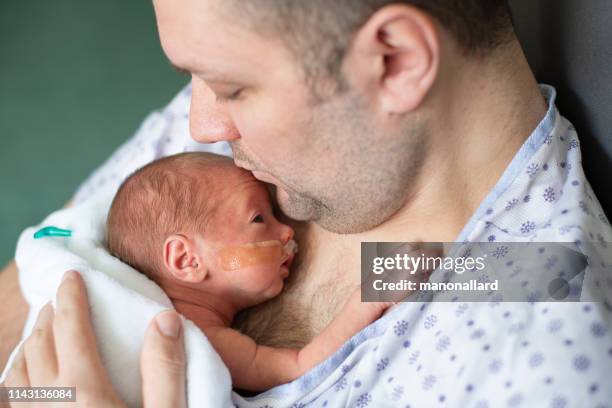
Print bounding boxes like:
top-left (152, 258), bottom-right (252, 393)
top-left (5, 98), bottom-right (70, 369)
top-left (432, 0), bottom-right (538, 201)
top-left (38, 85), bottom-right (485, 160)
top-left (1, 191), bottom-right (234, 408)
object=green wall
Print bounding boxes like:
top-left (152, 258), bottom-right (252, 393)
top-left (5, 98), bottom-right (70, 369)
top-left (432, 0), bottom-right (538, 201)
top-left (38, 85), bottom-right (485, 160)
top-left (0, 1), bottom-right (187, 265)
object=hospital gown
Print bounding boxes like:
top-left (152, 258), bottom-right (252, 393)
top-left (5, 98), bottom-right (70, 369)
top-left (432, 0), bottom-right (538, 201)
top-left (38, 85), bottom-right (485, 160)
top-left (74, 85), bottom-right (612, 408)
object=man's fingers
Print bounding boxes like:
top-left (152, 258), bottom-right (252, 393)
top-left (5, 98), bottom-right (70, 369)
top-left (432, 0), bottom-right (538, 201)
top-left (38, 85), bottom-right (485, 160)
top-left (141, 311), bottom-right (186, 408)
top-left (23, 303), bottom-right (57, 384)
top-left (53, 271), bottom-right (106, 378)
top-left (4, 346), bottom-right (30, 388)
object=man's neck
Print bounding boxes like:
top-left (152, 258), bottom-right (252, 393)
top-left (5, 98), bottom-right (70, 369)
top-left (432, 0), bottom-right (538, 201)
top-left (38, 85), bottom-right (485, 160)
top-left (359, 40), bottom-right (547, 243)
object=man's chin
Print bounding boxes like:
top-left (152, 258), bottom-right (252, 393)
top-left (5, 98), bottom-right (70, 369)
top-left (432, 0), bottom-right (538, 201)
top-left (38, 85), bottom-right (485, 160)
top-left (275, 188), bottom-right (320, 222)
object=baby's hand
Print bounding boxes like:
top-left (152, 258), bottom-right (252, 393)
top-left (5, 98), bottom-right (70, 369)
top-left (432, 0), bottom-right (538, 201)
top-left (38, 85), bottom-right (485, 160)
top-left (345, 287), bottom-right (395, 320)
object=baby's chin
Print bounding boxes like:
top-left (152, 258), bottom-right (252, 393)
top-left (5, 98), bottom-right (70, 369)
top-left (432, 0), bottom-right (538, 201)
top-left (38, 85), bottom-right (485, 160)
top-left (254, 277), bottom-right (286, 303)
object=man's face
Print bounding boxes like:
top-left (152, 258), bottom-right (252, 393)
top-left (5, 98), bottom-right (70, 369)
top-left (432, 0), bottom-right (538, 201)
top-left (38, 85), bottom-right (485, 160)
top-left (153, 0), bottom-right (425, 233)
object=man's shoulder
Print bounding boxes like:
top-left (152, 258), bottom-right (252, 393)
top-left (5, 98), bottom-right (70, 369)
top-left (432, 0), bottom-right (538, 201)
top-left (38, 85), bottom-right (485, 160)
top-left (467, 111), bottom-right (611, 245)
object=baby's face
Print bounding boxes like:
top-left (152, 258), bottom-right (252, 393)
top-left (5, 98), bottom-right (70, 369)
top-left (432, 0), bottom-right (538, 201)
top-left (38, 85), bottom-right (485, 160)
top-left (197, 169), bottom-right (296, 304)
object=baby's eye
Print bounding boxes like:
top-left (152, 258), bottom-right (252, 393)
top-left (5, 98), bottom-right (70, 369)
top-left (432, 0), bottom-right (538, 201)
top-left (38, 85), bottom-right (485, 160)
top-left (251, 214), bottom-right (264, 224)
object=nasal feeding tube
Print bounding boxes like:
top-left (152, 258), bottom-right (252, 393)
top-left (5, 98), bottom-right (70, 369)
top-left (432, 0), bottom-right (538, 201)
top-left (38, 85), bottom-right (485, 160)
top-left (218, 239), bottom-right (298, 271)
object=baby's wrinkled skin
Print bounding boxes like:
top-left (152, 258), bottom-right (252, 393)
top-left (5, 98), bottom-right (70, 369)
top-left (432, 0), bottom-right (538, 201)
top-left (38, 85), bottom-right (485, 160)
top-left (109, 154), bottom-right (395, 391)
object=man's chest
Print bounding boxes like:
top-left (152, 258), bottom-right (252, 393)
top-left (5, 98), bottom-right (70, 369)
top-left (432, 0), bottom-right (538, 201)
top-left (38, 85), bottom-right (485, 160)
top-left (232, 233), bottom-right (360, 348)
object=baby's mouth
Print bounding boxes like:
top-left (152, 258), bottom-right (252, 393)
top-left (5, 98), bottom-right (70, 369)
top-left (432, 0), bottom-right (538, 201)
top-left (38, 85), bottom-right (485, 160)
top-left (280, 239), bottom-right (298, 269)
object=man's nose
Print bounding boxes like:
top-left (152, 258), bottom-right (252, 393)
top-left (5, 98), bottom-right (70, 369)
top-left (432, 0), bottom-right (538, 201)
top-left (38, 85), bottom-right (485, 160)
top-left (189, 79), bottom-right (240, 143)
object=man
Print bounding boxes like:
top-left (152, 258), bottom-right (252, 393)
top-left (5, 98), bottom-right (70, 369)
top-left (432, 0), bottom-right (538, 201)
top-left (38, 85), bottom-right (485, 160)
top-left (2, 0), bottom-right (611, 406)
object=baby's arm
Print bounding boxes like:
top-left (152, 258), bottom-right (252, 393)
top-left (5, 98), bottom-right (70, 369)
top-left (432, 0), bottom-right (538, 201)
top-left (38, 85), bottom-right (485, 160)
top-left (205, 289), bottom-right (390, 391)
top-left (294, 288), bottom-right (391, 372)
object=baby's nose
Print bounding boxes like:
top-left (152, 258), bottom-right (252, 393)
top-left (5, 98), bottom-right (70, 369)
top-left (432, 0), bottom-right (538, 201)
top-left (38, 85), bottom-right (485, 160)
top-left (280, 224), bottom-right (294, 245)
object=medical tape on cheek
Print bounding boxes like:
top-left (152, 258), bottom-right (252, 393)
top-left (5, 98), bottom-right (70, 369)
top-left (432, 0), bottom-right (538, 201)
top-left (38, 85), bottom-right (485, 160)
top-left (218, 240), bottom-right (284, 271)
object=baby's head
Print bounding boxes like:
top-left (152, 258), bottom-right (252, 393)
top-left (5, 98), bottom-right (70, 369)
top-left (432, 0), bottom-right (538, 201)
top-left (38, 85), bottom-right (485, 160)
top-left (106, 152), bottom-right (295, 308)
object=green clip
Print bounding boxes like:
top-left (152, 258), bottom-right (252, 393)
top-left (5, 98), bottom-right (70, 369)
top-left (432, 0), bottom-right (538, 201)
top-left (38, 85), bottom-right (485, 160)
top-left (33, 226), bottom-right (73, 239)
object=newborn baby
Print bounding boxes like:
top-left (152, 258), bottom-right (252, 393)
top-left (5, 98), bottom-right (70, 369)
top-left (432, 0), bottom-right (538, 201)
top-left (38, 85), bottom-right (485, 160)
top-left (106, 152), bottom-right (391, 391)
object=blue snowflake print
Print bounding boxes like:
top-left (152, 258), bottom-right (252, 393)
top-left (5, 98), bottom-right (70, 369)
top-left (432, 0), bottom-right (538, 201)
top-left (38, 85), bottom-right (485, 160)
top-left (403, 340), bottom-right (411, 348)
top-left (579, 201), bottom-right (591, 215)
top-left (527, 291), bottom-right (543, 303)
top-left (356, 393), bottom-right (372, 408)
top-left (505, 198), bottom-right (519, 211)
top-left (521, 221), bottom-right (536, 234)
top-left (489, 359), bottom-right (503, 373)
top-left (526, 163), bottom-right (540, 177)
top-left (597, 233), bottom-right (607, 248)
top-left (544, 133), bottom-right (553, 144)
top-left (391, 386), bottom-right (404, 401)
top-left (507, 393), bottom-right (523, 407)
top-left (543, 163), bottom-right (549, 171)
top-left (408, 351), bottom-right (420, 365)
top-left (573, 355), bottom-right (590, 371)
top-left (548, 319), bottom-right (564, 333)
top-left (436, 336), bottom-right (451, 351)
top-left (376, 358), bottom-right (389, 372)
top-left (477, 274), bottom-right (491, 285)
top-left (488, 234), bottom-right (496, 242)
top-left (529, 353), bottom-right (544, 368)
top-left (354, 380), bottom-right (362, 388)
top-left (258, 405), bottom-right (273, 408)
top-left (589, 383), bottom-right (599, 394)
top-left (543, 187), bottom-right (556, 202)
top-left (492, 246), bottom-right (509, 259)
top-left (424, 314), bottom-right (438, 329)
top-left (341, 364), bottom-right (353, 374)
top-left (591, 321), bottom-right (607, 337)
top-left (523, 194), bottom-right (531, 203)
top-left (568, 139), bottom-right (578, 150)
top-left (551, 396), bottom-right (568, 408)
top-left (334, 377), bottom-right (347, 392)
top-left (455, 303), bottom-right (469, 317)
top-left (291, 403), bottom-right (305, 408)
top-left (422, 375), bottom-right (436, 390)
top-left (394, 320), bottom-right (409, 336)
top-left (545, 256), bottom-right (558, 270)
top-left (471, 329), bottom-right (485, 340)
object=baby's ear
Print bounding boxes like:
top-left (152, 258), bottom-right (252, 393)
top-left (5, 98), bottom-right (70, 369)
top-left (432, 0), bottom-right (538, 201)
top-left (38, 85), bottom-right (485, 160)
top-left (163, 234), bottom-right (208, 283)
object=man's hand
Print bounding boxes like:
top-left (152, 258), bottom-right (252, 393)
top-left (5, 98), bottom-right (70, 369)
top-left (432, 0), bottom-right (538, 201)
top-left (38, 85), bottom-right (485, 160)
top-left (0, 261), bottom-right (29, 369)
top-left (2, 270), bottom-right (187, 408)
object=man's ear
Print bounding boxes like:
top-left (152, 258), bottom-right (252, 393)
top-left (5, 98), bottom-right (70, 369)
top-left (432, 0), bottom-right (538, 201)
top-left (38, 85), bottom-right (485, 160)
top-left (346, 4), bottom-right (440, 114)
top-left (163, 234), bottom-right (208, 283)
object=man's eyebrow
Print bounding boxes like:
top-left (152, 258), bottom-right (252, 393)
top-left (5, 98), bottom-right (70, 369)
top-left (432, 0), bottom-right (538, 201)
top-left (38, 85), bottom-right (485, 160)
top-left (168, 60), bottom-right (238, 83)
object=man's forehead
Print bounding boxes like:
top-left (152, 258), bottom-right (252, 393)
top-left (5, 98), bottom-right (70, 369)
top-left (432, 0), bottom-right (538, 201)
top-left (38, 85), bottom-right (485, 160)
top-left (153, 0), bottom-right (283, 80)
